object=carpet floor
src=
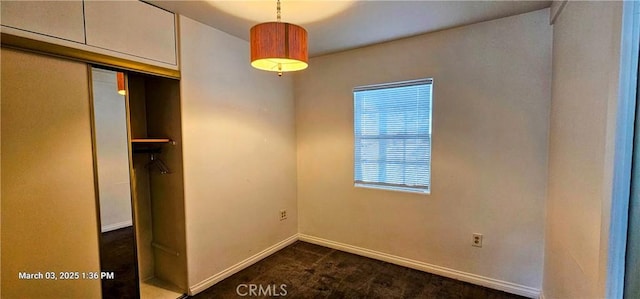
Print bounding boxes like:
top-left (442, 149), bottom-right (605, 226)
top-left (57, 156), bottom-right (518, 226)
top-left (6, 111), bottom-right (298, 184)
top-left (191, 241), bottom-right (528, 299)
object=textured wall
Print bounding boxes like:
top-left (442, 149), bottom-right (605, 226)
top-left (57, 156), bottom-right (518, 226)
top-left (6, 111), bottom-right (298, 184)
top-left (295, 9), bottom-right (551, 291)
top-left (179, 16), bottom-right (298, 291)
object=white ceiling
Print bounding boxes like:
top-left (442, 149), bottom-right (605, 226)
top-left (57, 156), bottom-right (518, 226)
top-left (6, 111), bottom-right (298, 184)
top-left (150, 0), bottom-right (551, 57)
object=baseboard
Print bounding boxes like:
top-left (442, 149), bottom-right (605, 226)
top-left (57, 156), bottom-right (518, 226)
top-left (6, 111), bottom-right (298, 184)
top-left (101, 220), bottom-right (133, 233)
top-left (299, 234), bottom-right (541, 299)
top-left (187, 233), bottom-right (541, 298)
top-left (188, 234), bottom-right (298, 295)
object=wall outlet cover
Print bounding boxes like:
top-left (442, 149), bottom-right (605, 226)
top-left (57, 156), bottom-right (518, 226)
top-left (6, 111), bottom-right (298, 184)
top-left (472, 233), bottom-right (483, 247)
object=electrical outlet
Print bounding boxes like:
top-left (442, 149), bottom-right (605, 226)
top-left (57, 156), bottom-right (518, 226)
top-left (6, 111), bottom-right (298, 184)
top-left (472, 233), bottom-right (483, 247)
top-left (280, 209), bottom-right (287, 221)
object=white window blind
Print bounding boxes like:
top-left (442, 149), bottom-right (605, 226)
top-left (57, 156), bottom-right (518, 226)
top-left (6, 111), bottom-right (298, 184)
top-left (353, 78), bottom-right (432, 193)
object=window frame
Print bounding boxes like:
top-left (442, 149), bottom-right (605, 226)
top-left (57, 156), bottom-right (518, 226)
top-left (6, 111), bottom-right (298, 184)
top-left (352, 78), bottom-right (433, 194)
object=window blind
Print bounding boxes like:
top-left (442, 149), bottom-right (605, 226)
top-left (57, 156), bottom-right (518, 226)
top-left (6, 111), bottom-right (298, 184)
top-left (353, 78), bottom-right (432, 193)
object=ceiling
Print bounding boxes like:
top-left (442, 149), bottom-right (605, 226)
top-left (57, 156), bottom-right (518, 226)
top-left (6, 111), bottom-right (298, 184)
top-left (150, 1), bottom-right (551, 57)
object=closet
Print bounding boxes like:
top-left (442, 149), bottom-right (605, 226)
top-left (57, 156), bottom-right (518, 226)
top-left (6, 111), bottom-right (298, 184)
top-left (90, 68), bottom-right (188, 297)
top-left (127, 73), bottom-right (188, 293)
top-left (1, 2), bottom-right (187, 298)
top-left (1, 48), bottom-right (188, 298)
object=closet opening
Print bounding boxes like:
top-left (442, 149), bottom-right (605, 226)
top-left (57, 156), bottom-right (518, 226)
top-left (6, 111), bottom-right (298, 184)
top-left (90, 66), bottom-right (187, 299)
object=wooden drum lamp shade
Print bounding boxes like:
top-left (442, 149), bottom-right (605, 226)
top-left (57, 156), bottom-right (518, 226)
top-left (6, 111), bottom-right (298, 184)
top-left (250, 22), bottom-right (308, 74)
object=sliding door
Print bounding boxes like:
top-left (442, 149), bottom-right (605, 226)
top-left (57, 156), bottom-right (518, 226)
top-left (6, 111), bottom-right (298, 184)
top-left (1, 48), bottom-right (101, 297)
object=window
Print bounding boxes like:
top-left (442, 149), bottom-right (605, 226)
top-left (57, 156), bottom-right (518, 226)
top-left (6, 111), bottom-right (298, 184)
top-left (353, 78), bottom-right (432, 194)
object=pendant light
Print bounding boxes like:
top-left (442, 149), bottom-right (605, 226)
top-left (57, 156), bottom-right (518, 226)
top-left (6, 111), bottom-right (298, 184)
top-left (250, 0), bottom-right (308, 76)
top-left (116, 72), bottom-right (126, 95)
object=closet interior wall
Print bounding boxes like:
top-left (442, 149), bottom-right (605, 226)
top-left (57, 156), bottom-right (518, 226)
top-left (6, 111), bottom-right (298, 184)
top-left (129, 75), bottom-right (154, 282)
top-left (128, 73), bottom-right (188, 291)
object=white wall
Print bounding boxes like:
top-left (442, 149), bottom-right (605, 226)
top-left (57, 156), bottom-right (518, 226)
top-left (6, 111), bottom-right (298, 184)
top-left (91, 68), bottom-right (133, 232)
top-left (179, 16), bottom-right (298, 292)
top-left (543, 2), bottom-right (623, 298)
top-left (295, 9), bottom-right (551, 294)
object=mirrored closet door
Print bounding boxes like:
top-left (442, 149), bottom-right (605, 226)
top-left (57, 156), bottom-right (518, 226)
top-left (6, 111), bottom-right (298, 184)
top-left (91, 67), bottom-right (140, 299)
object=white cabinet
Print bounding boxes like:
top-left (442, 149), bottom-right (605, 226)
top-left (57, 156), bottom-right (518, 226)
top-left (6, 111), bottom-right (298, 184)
top-left (1, 1), bottom-right (178, 70)
top-left (0, 1), bottom-right (85, 43)
top-left (84, 1), bottom-right (177, 66)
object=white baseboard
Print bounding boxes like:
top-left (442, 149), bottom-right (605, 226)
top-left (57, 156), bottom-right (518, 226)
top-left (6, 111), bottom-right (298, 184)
top-left (188, 234), bottom-right (298, 296)
top-left (101, 220), bottom-right (133, 233)
top-left (299, 234), bottom-right (541, 299)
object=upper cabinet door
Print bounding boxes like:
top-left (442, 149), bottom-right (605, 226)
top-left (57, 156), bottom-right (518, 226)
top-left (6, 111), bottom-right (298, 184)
top-left (84, 1), bottom-right (177, 66)
top-left (0, 1), bottom-right (85, 43)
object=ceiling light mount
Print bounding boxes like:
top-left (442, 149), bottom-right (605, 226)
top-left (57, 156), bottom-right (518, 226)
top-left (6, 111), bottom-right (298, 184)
top-left (250, 0), bottom-right (308, 76)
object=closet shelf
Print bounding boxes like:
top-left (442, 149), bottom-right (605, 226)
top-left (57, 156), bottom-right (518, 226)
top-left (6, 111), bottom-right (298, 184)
top-left (131, 138), bottom-right (172, 144)
top-left (132, 138), bottom-right (175, 154)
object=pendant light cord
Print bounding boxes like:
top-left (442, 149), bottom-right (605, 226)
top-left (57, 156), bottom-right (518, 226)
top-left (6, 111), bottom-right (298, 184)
top-left (277, 0), bottom-right (283, 76)
top-left (277, 0), bottom-right (281, 23)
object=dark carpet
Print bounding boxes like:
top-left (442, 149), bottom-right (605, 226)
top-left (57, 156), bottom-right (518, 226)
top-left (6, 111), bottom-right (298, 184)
top-left (100, 226), bottom-right (140, 299)
top-left (191, 241), bottom-right (529, 299)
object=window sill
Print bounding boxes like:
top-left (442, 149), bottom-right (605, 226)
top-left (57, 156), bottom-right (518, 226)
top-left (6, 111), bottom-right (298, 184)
top-left (354, 183), bottom-right (430, 195)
